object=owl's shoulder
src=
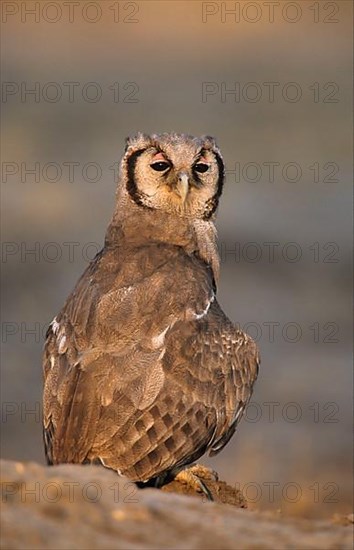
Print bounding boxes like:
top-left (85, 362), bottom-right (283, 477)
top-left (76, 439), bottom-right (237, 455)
top-left (56, 240), bottom-right (213, 329)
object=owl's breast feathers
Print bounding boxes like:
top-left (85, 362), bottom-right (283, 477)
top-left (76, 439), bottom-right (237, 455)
top-left (43, 241), bottom-right (259, 482)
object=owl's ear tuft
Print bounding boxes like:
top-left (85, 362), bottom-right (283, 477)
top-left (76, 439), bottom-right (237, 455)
top-left (202, 135), bottom-right (218, 149)
top-left (124, 136), bottom-right (132, 152)
top-left (124, 133), bottom-right (152, 155)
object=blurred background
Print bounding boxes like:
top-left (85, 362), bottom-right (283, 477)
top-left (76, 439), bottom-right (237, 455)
top-left (1, 0), bottom-right (352, 518)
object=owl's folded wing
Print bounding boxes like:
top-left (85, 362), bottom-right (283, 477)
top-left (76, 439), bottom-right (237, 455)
top-left (166, 299), bottom-right (260, 460)
top-left (43, 247), bottom-right (216, 471)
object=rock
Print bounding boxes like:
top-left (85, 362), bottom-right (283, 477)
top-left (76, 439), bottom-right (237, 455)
top-left (0, 460), bottom-right (352, 550)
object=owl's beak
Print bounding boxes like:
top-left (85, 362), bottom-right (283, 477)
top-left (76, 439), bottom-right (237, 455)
top-left (175, 172), bottom-right (189, 204)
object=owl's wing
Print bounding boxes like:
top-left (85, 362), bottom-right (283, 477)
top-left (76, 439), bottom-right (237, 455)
top-left (160, 298), bottom-right (260, 464)
top-left (193, 300), bottom-right (260, 457)
top-left (43, 245), bottom-right (216, 474)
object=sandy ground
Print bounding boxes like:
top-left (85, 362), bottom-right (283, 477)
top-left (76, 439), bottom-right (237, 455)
top-left (1, 460), bottom-right (352, 550)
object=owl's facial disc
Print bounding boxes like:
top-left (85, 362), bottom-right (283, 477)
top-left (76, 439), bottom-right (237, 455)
top-left (125, 135), bottom-right (224, 219)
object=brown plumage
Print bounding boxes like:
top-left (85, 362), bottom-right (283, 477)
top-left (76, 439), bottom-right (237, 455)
top-left (43, 133), bottom-right (260, 486)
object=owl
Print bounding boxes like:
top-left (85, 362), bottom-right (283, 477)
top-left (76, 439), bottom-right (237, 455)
top-left (43, 133), bottom-right (260, 497)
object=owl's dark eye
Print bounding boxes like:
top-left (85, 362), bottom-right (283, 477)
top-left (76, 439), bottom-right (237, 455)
top-left (150, 161), bottom-right (170, 172)
top-left (194, 163), bottom-right (209, 174)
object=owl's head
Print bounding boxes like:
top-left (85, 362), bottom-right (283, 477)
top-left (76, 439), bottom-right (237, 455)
top-left (118, 133), bottom-right (224, 220)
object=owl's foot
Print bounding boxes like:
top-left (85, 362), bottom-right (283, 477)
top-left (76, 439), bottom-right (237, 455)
top-left (174, 464), bottom-right (218, 501)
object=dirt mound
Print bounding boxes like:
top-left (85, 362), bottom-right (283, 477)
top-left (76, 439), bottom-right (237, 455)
top-left (1, 460), bottom-right (352, 549)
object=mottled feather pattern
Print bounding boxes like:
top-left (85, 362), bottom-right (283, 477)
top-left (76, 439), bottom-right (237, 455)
top-left (43, 133), bottom-right (260, 484)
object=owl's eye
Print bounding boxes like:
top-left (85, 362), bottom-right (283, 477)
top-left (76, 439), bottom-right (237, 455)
top-left (194, 163), bottom-right (209, 174)
top-left (150, 161), bottom-right (170, 172)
